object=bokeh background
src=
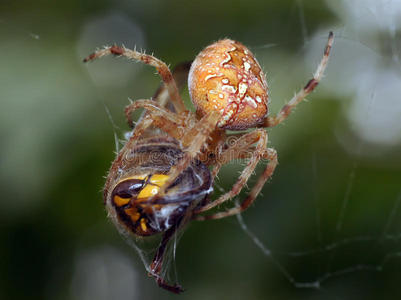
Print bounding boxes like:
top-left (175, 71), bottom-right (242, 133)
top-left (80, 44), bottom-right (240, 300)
top-left (1, 0), bottom-right (400, 299)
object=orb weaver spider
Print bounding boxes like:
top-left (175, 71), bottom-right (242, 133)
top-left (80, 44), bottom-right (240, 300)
top-left (84, 32), bottom-right (334, 293)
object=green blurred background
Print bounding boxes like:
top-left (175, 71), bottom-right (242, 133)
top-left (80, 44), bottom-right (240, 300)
top-left (1, 0), bottom-right (400, 299)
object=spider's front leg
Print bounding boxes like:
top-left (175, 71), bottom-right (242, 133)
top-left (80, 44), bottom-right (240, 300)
top-left (84, 45), bottom-right (187, 113)
top-left (135, 61), bottom-right (192, 131)
top-left (194, 129), bottom-right (278, 220)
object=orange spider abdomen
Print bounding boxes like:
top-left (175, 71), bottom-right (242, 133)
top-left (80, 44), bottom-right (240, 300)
top-left (188, 39), bottom-right (269, 130)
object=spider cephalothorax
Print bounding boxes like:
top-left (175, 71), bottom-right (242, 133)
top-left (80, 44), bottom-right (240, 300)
top-left (84, 32), bottom-right (334, 293)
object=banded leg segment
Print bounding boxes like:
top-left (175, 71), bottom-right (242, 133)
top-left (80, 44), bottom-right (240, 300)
top-left (83, 45), bottom-right (187, 113)
top-left (194, 130), bottom-right (278, 220)
top-left (203, 148), bottom-right (277, 220)
top-left (210, 132), bottom-right (266, 179)
top-left (152, 61), bottom-right (192, 111)
top-left (156, 111), bottom-right (222, 196)
top-left (195, 129), bottom-right (269, 215)
top-left (124, 99), bottom-right (190, 140)
top-left (262, 32), bottom-right (334, 127)
top-left (129, 62), bottom-right (193, 140)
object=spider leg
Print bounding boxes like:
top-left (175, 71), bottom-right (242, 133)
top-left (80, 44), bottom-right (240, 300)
top-left (196, 129), bottom-right (269, 213)
top-left (261, 31), bottom-right (334, 128)
top-left (83, 46), bottom-right (187, 113)
top-left (194, 129), bottom-right (278, 220)
top-left (209, 133), bottom-right (263, 179)
top-left (124, 99), bottom-right (190, 140)
top-left (210, 147), bottom-right (259, 179)
top-left (156, 111), bottom-right (221, 196)
top-left (150, 61), bottom-right (192, 111)
top-left (200, 148), bottom-right (277, 220)
top-left (127, 62), bottom-right (192, 147)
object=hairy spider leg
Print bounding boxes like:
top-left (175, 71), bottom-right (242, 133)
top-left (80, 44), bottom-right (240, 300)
top-left (262, 32), bottom-right (334, 127)
top-left (156, 111), bottom-right (222, 196)
top-left (133, 62), bottom-right (192, 130)
top-left (124, 99), bottom-right (189, 139)
top-left (194, 129), bottom-right (278, 219)
top-left (83, 45), bottom-right (187, 113)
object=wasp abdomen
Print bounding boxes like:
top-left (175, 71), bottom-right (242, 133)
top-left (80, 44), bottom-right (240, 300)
top-left (105, 137), bottom-right (213, 237)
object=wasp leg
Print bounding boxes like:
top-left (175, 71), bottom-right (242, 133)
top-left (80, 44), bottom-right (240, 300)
top-left (148, 223), bottom-right (184, 294)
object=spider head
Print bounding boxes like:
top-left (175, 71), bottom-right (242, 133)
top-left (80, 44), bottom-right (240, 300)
top-left (188, 39), bottom-right (269, 130)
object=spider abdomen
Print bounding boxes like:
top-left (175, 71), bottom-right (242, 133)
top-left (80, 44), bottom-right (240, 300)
top-left (188, 39), bottom-right (269, 130)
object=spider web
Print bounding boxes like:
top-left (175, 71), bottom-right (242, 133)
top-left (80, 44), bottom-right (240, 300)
top-left (235, 186), bottom-right (401, 289)
top-left (230, 1), bottom-right (401, 298)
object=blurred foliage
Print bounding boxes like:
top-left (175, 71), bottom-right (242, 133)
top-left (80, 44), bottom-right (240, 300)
top-left (0, 0), bottom-right (400, 300)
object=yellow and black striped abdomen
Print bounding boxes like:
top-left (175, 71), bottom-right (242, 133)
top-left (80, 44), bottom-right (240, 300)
top-left (105, 136), bottom-right (213, 237)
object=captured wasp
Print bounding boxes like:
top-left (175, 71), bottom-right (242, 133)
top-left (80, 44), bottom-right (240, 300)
top-left (99, 63), bottom-right (212, 293)
top-left (84, 33), bottom-right (333, 293)
top-left (104, 136), bottom-right (212, 293)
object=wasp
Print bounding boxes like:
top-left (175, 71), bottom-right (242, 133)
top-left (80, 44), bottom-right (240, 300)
top-left (101, 63), bottom-right (212, 293)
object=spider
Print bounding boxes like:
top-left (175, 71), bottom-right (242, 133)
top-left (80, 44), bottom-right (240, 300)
top-left (84, 32), bottom-right (333, 293)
